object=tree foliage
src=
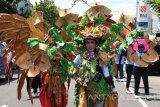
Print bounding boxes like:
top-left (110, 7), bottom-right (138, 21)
top-left (16, 0), bottom-right (32, 18)
top-left (0, 0), bottom-right (31, 18)
top-left (0, 0), bottom-right (18, 14)
top-left (32, 0), bottom-right (59, 28)
top-left (145, 0), bottom-right (160, 15)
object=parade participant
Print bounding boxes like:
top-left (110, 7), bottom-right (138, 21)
top-left (39, 71), bottom-right (52, 107)
top-left (38, 52), bottom-right (68, 107)
top-left (113, 41), bottom-right (120, 80)
top-left (127, 31), bottom-right (159, 99)
top-left (31, 58), bottom-right (42, 96)
top-left (153, 38), bottom-right (160, 69)
top-left (133, 44), bottom-right (150, 100)
top-left (74, 34), bottom-right (118, 107)
top-left (2, 2), bottom-right (152, 106)
top-left (114, 41), bottom-right (125, 81)
top-left (125, 57), bottom-right (134, 94)
top-left (117, 49), bottom-right (126, 81)
top-left (155, 38), bottom-right (160, 54)
top-left (32, 73), bottom-right (41, 96)
top-left (121, 45), bottom-right (134, 93)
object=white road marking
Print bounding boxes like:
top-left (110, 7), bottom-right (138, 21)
top-left (122, 81), bottom-right (149, 107)
top-left (0, 104), bottom-right (8, 107)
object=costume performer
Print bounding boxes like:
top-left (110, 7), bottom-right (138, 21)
top-left (0, 1), bottom-right (159, 107)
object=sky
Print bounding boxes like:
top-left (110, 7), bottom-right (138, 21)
top-left (30, 0), bottom-right (137, 15)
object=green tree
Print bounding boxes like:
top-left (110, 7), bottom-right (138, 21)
top-left (145, 0), bottom-right (160, 15)
top-left (0, 0), bottom-right (32, 18)
top-left (32, 0), bottom-right (59, 28)
top-left (0, 0), bottom-right (18, 13)
top-left (16, 0), bottom-right (32, 18)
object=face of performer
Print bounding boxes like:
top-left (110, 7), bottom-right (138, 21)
top-left (138, 44), bottom-right (144, 53)
top-left (85, 39), bottom-right (97, 52)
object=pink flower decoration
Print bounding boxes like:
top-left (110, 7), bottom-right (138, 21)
top-left (113, 41), bottom-right (120, 49)
top-left (133, 39), bottom-right (150, 52)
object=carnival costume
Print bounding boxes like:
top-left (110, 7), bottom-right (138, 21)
top-left (0, 1), bottom-right (159, 107)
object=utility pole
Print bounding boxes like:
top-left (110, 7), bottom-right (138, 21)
top-left (150, 9), bottom-right (153, 34)
top-left (136, 0), bottom-right (139, 27)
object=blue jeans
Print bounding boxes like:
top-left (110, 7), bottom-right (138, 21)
top-left (119, 64), bottom-right (124, 79)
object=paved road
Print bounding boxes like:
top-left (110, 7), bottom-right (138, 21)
top-left (0, 73), bottom-right (160, 107)
top-left (116, 75), bottom-right (160, 107)
top-left (0, 74), bottom-right (41, 107)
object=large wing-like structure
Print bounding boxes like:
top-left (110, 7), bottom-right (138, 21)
top-left (0, 12), bottom-right (48, 73)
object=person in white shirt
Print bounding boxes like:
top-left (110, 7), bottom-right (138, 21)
top-left (74, 35), bottom-right (117, 107)
top-left (133, 44), bottom-right (150, 100)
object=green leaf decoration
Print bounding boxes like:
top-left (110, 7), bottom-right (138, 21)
top-left (100, 31), bottom-right (118, 52)
top-left (96, 78), bottom-right (110, 100)
top-left (66, 24), bottom-right (76, 30)
top-left (27, 38), bottom-right (40, 48)
top-left (90, 61), bottom-right (97, 79)
top-left (47, 46), bottom-right (58, 56)
top-left (111, 23), bottom-right (123, 33)
top-left (56, 58), bottom-right (69, 83)
top-left (126, 36), bottom-right (134, 44)
top-left (130, 29), bottom-right (143, 38)
top-left (57, 42), bottom-right (65, 47)
top-left (101, 40), bottom-right (111, 52)
top-left (118, 41), bottom-right (127, 50)
top-left (60, 71), bottom-right (68, 83)
top-left (74, 84), bottom-right (79, 107)
top-left (62, 42), bottom-right (75, 53)
top-left (93, 16), bottom-right (105, 26)
top-left (108, 62), bottom-right (113, 75)
top-left (68, 62), bottom-right (76, 75)
top-left (79, 15), bottom-right (89, 28)
top-left (77, 46), bottom-right (85, 54)
top-left (66, 24), bottom-right (77, 40)
top-left (57, 58), bottom-right (69, 75)
top-left (74, 34), bottom-right (84, 45)
top-left (49, 27), bottom-right (64, 43)
top-left (110, 31), bottom-right (118, 41)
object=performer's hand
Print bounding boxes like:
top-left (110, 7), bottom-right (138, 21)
top-left (76, 78), bottom-right (83, 86)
